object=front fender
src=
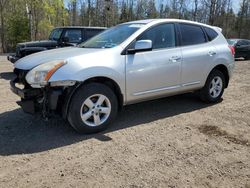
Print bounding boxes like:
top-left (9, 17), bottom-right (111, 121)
top-left (49, 66), bottom-right (125, 96)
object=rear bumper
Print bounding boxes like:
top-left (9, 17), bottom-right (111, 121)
top-left (7, 54), bottom-right (20, 63)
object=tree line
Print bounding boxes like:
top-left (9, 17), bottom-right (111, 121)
top-left (0, 0), bottom-right (249, 53)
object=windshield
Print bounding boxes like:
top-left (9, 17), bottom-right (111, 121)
top-left (227, 39), bottom-right (237, 46)
top-left (79, 23), bottom-right (145, 48)
top-left (49, 28), bottom-right (63, 41)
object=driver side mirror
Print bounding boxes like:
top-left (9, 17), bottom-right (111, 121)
top-left (127, 40), bottom-right (152, 54)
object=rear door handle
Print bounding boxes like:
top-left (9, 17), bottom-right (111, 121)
top-left (169, 56), bottom-right (181, 62)
top-left (208, 51), bottom-right (216, 56)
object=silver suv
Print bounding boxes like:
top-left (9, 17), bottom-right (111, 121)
top-left (11, 19), bottom-right (235, 133)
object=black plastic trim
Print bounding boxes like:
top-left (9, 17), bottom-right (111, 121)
top-left (10, 79), bottom-right (42, 99)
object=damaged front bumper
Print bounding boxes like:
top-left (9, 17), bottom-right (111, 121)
top-left (10, 78), bottom-right (42, 114)
top-left (10, 68), bottom-right (77, 117)
top-left (10, 78), bottom-right (63, 115)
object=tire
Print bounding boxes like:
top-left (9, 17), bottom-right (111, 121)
top-left (245, 55), bottom-right (250, 60)
top-left (68, 83), bottom-right (118, 134)
top-left (199, 69), bottom-right (225, 103)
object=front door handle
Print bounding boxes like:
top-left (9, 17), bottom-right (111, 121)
top-left (169, 56), bottom-right (181, 62)
top-left (208, 51), bottom-right (216, 56)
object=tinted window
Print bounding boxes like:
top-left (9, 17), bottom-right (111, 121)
top-left (204, 27), bottom-right (218, 41)
top-left (238, 40), bottom-right (250, 45)
top-left (180, 24), bottom-right (206, 46)
top-left (64, 29), bottom-right (82, 43)
top-left (49, 28), bottom-right (63, 41)
top-left (85, 29), bottom-right (103, 41)
top-left (138, 23), bottom-right (176, 49)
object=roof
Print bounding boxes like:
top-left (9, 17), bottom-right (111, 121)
top-left (125, 19), bottom-right (155, 24)
top-left (121, 19), bottom-right (221, 31)
top-left (54, 26), bottom-right (107, 29)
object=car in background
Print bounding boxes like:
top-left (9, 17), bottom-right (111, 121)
top-left (7, 26), bottom-right (106, 63)
top-left (11, 19), bottom-right (235, 134)
top-left (227, 39), bottom-right (250, 60)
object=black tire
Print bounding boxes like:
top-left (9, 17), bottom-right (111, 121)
top-left (68, 83), bottom-right (118, 134)
top-left (199, 69), bottom-right (225, 103)
top-left (245, 55), bottom-right (250, 60)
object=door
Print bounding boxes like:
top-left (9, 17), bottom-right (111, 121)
top-left (178, 23), bottom-right (217, 87)
top-left (126, 23), bottom-right (182, 103)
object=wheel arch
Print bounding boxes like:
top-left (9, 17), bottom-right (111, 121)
top-left (83, 76), bottom-right (124, 108)
top-left (62, 76), bottom-right (124, 119)
top-left (209, 64), bottom-right (229, 88)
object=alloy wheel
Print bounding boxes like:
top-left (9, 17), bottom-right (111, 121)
top-left (80, 94), bottom-right (111, 127)
top-left (209, 76), bottom-right (223, 98)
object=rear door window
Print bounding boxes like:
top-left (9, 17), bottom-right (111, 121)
top-left (179, 24), bottom-right (207, 46)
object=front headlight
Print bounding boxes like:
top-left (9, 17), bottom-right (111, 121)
top-left (26, 60), bottom-right (67, 88)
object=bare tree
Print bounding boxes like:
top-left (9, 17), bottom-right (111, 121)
top-left (192, 0), bottom-right (199, 21)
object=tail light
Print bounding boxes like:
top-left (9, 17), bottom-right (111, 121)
top-left (228, 45), bottom-right (235, 56)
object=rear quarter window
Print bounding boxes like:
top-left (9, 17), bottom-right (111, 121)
top-left (204, 27), bottom-right (218, 41)
top-left (179, 24), bottom-right (207, 46)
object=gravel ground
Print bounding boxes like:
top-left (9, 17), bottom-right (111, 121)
top-left (0, 55), bottom-right (249, 188)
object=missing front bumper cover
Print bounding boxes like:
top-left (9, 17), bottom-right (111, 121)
top-left (10, 79), bottom-right (42, 99)
top-left (17, 100), bottom-right (36, 114)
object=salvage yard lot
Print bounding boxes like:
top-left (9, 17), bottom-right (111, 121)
top-left (0, 55), bottom-right (249, 188)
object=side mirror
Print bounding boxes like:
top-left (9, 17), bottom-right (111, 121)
top-left (127, 40), bottom-right (152, 54)
top-left (62, 36), bottom-right (69, 43)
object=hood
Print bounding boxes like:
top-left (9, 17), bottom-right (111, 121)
top-left (17, 40), bottom-right (58, 48)
top-left (14, 47), bottom-right (108, 70)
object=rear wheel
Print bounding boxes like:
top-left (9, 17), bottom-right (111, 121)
top-left (200, 69), bottom-right (225, 103)
top-left (68, 83), bottom-right (118, 134)
top-left (245, 55), bottom-right (250, 60)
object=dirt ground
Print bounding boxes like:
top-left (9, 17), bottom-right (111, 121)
top-left (0, 55), bottom-right (249, 188)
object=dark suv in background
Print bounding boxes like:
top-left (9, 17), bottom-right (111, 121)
top-left (7, 26), bottom-right (106, 63)
top-left (227, 39), bottom-right (250, 60)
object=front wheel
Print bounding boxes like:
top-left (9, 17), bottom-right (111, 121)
top-left (68, 83), bottom-right (118, 134)
top-left (199, 69), bottom-right (225, 103)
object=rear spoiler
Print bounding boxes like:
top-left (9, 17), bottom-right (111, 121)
top-left (213, 26), bottom-right (222, 33)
